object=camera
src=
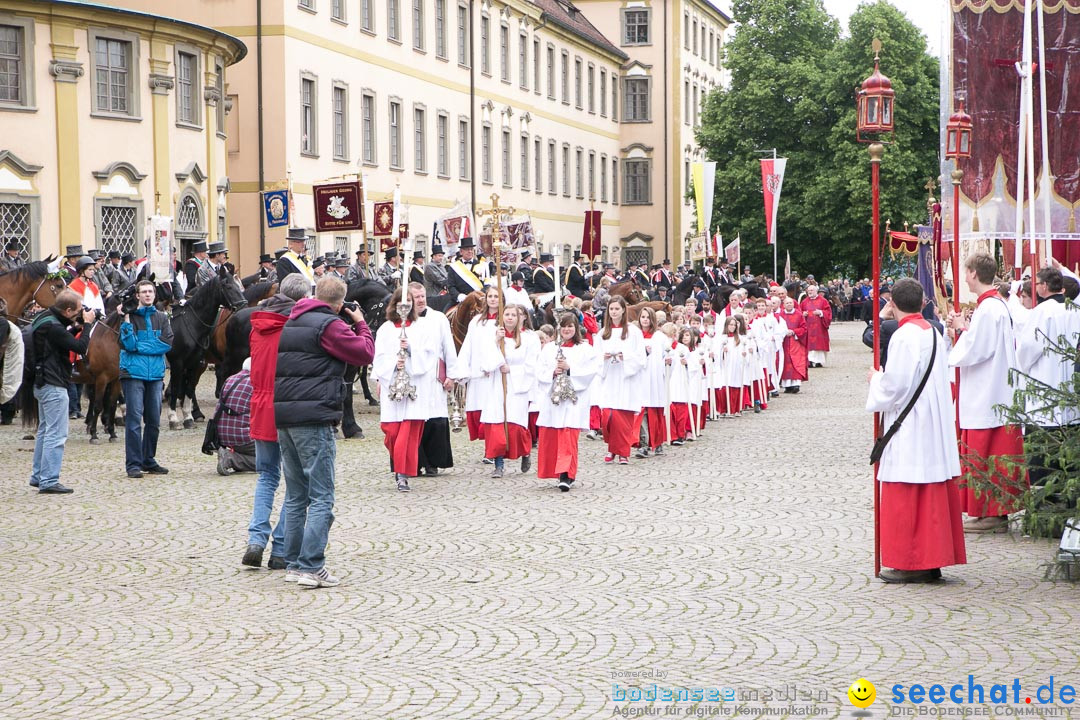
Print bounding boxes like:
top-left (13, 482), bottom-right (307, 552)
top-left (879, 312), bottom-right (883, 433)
top-left (342, 300), bottom-right (360, 312)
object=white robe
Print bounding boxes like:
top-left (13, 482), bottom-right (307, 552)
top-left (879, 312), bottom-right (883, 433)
top-left (639, 332), bottom-right (670, 409)
top-left (667, 343), bottom-right (691, 403)
top-left (717, 334), bottom-right (745, 389)
top-left (536, 342), bottom-right (601, 430)
top-left (415, 308), bottom-right (458, 420)
top-left (454, 315), bottom-right (500, 413)
top-left (593, 324), bottom-right (646, 412)
top-left (373, 320), bottom-right (440, 423)
top-left (1015, 296), bottom-right (1080, 427)
top-left (478, 330), bottom-right (539, 427)
top-left (947, 294), bottom-right (1016, 429)
top-left (866, 321), bottom-right (960, 485)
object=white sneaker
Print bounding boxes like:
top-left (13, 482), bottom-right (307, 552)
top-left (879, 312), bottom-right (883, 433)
top-left (298, 567), bottom-right (340, 588)
top-left (284, 569), bottom-right (301, 583)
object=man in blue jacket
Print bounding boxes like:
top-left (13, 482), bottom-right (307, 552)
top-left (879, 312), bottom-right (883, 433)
top-left (120, 280), bottom-right (174, 478)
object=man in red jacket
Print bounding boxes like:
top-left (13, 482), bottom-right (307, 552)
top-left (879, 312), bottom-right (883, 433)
top-left (241, 274), bottom-right (312, 570)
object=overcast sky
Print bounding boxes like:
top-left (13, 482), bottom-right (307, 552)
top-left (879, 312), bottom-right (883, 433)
top-left (717, 0), bottom-right (946, 57)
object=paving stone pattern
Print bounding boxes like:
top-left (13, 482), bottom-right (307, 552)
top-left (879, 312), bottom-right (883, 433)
top-left (1, 323), bottom-right (1076, 719)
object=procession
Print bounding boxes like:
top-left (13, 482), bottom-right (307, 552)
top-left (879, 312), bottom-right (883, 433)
top-left (3, 0), bottom-right (1080, 716)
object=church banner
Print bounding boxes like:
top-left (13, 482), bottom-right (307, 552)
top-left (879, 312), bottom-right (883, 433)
top-left (760, 158), bottom-right (787, 246)
top-left (581, 210), bottom-right (602, 258)
top-left (147, 214), bottom-right (174, 280)
top-left (262, 190), bottom-right (289, 229)
top-left (313, 180), bottom-right (364, 233)
top-left (691, 162), bottom-right (716, 237)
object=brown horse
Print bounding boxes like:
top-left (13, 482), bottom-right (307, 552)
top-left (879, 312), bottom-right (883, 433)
top-left (446, 290), bottom-right (486, 351)
top-left (71, 314), bottom-right (124, 443)
top-left (0, 258), bottom-right (67, 319)
top-left (626, 301), bottom-right (672, 324)
top-left (608, 280), bottom-right (645, 305)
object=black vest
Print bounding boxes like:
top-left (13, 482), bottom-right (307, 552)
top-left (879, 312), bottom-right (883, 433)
top-left (274, 306), bottom-right (347, 427)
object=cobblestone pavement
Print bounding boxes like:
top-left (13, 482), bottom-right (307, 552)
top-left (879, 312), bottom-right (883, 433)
top-left (1, 322), bottom-right (1076, 720)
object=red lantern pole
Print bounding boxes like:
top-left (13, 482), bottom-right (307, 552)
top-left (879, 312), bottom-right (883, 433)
top-left (869, 141), bottom-right (883, 578)
top-left (951, 169), bottom-right (963, 425)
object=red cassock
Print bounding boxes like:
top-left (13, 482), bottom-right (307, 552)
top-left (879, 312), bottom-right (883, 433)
top-left (484, 422), bottom-right (532, 460)
top-left (881, 478), bottom-right (967, 571)
top-left (959, 426), bottom-right (1027, 517)
top-left (800, 296), bottom-right (832, 352)
top-left (779, 311), bottom-right (809, 381)
top-left (537, 427), bottom-right (580, 479)
top-left (382, 420), bottom-right (425, 477)
top-left (601, 408), bottom-right (636, 457)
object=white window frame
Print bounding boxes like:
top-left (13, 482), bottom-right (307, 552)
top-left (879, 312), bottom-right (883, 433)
top-left (457, 3), bottom-right (469, 65)
top-left (501, 128), bottom-right (511, 188)
top-left (435, 0), bottom-right (447, 58)
top-left (458, 116), bottom-right (470, 179)
top-left (436, 110), bottom-right (449, 177)
top-left (481, 122), bottom-right (492, 184)
top-left (388, 0), bottom-right (401, 41)
top-left (414, 104), bottom-right (427, 172)
top-left (332, 82), bottom-right (349, 161)
top-left (413, 0), bottom-right (425, 51)
top-left (480, 14), bottom-right (490, 75)
top-left (361, 90), bottom-right (377, 165)
top-left (389, 98), bottom-right (403, 169)
top-left (300, 72), bottom-right (318, 156)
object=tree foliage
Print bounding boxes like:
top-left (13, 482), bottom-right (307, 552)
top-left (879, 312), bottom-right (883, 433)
top-left (698, 0), bottom-right (939, 279)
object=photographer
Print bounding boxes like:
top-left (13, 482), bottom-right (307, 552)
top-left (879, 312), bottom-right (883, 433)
top-left (29, 289), bottom-right (95, 494)
top-left (119, 280), bottom-right (173, 478)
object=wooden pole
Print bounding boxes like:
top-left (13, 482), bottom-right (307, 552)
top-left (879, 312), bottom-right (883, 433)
top-left (870, 142), bottom-right (884, 579)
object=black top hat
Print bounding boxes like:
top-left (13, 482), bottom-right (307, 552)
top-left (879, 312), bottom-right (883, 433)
top-left (662, 258), bottom-right (672, 265)
top-left (286, 227), bottom-right (307, 243)
top-left (207, 241), bottom-right (227, 255)
top-left (384, 248), bottom-right (399, 260)
top-left (458, 236), bottom-right (475, 249)
top-left (431, 244), bottom-right (445, 256)
top-left (191, 241), bottom-right (208, 254)
top-left (355, 246), bottom-right (370, 256)
top-left (413, 250), bottom-right (425, 260)
top-left (520, 249), bottom-right (532, 258)
top-left (603, 262), bottom-right (614, 270)
top-left (88, 249), bottom-right (102, 260)
top-left (259, 253), bottom-right (272, 264)
top-left (333, 257), bottom-right (350, 268)
top-left (107, 250), bottom-right (121, 260)
top-left (65, 244), bottom-right (84, 257)
top-left (4, 241), bottom-right (19, 252)
top-left (539, 253), bottom-right (554, 263)
top-left (312, 256), bottom-right (326, 268)
top-left (274, 248), bottom-right (289, 259)
top-left (122, 252), bottom-right (136, 264)
top-left (573, 250), bottom-right (581, 260)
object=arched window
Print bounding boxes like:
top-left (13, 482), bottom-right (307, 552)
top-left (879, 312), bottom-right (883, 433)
top-left (175, 190), bottom-right (207, 260)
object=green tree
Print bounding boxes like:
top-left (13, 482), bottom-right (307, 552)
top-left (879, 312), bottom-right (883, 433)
top-left (698, 0), bottom-right (939, 280)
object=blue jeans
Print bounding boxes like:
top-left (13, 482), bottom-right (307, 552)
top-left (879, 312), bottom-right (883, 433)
top-left (67, 382), bottom-right (81, 416)
top-left (248, 439), bottom-right (286, 556)
top-left (32, 384), bottom-right (70, 490)
top-left (279, 424), bottom-right (336, 573)
top-left (121, 378), bottom-right (163, 472)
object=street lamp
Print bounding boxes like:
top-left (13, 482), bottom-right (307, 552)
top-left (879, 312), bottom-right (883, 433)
top-left (856, 38), bottom-right (894, 578)
top-left (945, 98), bottom-right (972, 318)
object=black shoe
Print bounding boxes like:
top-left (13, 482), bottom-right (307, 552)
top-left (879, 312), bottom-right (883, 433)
top-left (127, 469), bottom-right (144, 479)
top-left (791, 387), bottom-right (800, 394)
top-left (558, 479), bottom-right (571, 492)
top-left (39, 483), bottom-right (74, 494)
top-left (241, 544), bottom-right (265, 568)
top-left (520, 455), bottom-right (531, 473)
top-left (29, 480), bottom-right (38, 488)
top-left (425, 466), bottom-right (438, 476)
top-left (142, 465), bottom-right (169, 475)
top-left (267, 555), bottom-right (287, 570)
top-left (0, 417), bottom-right (12, 425)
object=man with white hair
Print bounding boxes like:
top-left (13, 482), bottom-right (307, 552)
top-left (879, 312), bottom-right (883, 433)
top-left (800, 284), bottom-right (832, 367)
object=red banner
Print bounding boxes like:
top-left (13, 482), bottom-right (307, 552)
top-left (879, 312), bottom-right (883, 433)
top-left (581, 210), bottom-right (602, 258)
top-left (372, 201), bottom-right (395, 238)
top-left (313, 180), bottom-right (364, 232)
top-left (760, 158), bottom-right (787, 246)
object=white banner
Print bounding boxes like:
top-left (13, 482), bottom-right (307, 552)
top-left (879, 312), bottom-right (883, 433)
top-left (760, 158), bottom-right (788, 246)
top-left (147, 214), bottom-right (174, 281)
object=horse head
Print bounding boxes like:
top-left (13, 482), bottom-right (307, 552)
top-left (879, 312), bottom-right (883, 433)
top-left (217, 271), bottom-right (247, 311)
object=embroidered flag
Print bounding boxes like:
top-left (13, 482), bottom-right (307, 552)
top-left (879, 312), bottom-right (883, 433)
top-left (581, 210), bottom-right (602, 258)
top-left (760, 158), bottom-right (787, 246)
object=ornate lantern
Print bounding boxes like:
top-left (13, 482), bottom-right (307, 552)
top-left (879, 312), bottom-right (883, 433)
top-left (945, 99), bottom-right (973, 159)
top-left (856, 39), bottom-right (895, 143)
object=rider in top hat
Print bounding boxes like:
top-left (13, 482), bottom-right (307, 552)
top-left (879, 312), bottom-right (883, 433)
top-left (378, 247), bottom-right (403, 292)
top-left (311, 256), bottom-right (327, 277)
top-left (652, 259), bottom-right (674, 290)
top-left (112, 253), bottom-right (137, 295)
top-left (63, 244), bottom-right (84, 279)
top-left (409, 249), bottom-right (426, 286)
top-left (424, 244), bottom-right (449, 296)
top-left (330, 256), bottom-right (351, 281)
top-left (196, 241), bottom-right (229, 288)
top-left (347, 245), bottom-right (377, 283)
top-left (184, 240), bottom-right (209, 297)
top-left (1, 241), bottom-right (24, 272)
top-left (516, 249), bottom-right (534, 292)
top-left (630, 261), bottom-right (652, 289)
top-left (565, 251), bottom-right (587, 298)
top-left (532, 253), bottom-right (556, 294)
top-left (276, 227), bottom-right (314, 286)
top-left (447, 235), bottom-right (485, 301)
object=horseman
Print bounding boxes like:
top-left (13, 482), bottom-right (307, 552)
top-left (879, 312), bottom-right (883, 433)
top-left (347, 245), bottom-right (378, 282)
top-left (516, 250), bottom-right (534, 292)
top-left (629, 261), bottom-right (652, 290)
top-left (68, 256), bottom-right (105, 317)
top-left (1, 241), bottom-right (24, 272)
top-left (196, 241), bottom-right (229, 288)
top-left (447, 236), bottom-right (485, 302)
top-left (652, 259), bottom-right (675, 291)
top-left (564, 251), bottom-right (587, 298)
top-left (409, 250), bottom-right (426, 286)
top-left (111, 253), bottom-right (137, 295)
top-left (184, 241), bottom-right (209, 297)
top-left (378, 248), bottom-right (403, 292)
top-left (63, 245), bottom-right (84, 279)
top-left (532, 253), bottom-right (555, 295)
top-left (276, 227), bottom-right (315, 287)
top-left (424, 244), bottom-right (449, 296)
top-left (702, 257), bottom-right (720, 292)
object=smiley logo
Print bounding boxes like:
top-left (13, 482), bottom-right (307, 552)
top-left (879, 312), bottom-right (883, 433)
top-left (847, 678), bottom-right (876, 708)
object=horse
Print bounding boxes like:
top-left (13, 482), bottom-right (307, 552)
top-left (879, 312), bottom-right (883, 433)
top-left (166, 270), bottom-right (246, 429)
top-left (446, 291), bottom-right (486, 352)
top-left (671, 273), bottom-right (701, 307)
top-left (626, 301), bottom-right (672, 324)
top-left (608, 280), bottom-right (645, 306)
top-left (0, 258), bottom-right (66, 320)
top-left (243, 280), bottom-right (277, 306)
top-left (72, 308), bottom-right (126, 444)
